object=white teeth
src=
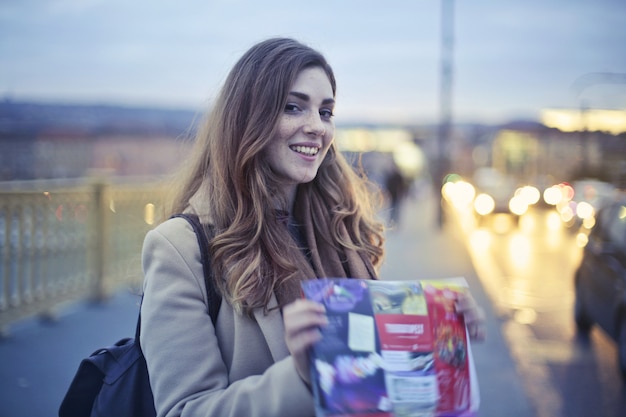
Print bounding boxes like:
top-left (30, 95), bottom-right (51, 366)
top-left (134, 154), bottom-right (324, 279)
top-left (291, 145), bottom-right (319, 156)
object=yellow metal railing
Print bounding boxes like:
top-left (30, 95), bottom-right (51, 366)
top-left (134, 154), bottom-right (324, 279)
top-left (0, 177), bottom-right (168, 334)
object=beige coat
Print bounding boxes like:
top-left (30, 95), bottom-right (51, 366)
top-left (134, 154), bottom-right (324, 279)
top-left (140, 214), bottom-right (314, 417)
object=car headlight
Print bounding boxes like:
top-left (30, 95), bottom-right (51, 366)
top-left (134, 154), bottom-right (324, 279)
top-left (576, 201), bottom-right (595, 220)
top-left (474, 193), bottom-right (495, 216)
top-left (543, 185), bottom-right (562, 205)
top-left (509, 195), bottom-right (529, 216)
top-left (517, 186), bottom-right (540, 205)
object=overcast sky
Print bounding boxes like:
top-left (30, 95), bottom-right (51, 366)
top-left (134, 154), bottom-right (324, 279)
top-left (1, 0), bottom-right (625, 125)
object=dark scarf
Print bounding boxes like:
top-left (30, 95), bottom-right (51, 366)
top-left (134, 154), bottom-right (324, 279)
top-left (275, 187), bottom-right (378, 306)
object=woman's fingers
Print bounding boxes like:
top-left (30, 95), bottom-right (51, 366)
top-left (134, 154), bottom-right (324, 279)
top-left (284, 299), bottom-right (327, 339)
top-left (283, 299), bottom-right (328, 385)
top-left (455, 291), bottom-right (487, 342)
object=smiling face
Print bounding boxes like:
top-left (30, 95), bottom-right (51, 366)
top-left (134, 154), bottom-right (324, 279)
top-left (264, 66), bottom-right (336, 205)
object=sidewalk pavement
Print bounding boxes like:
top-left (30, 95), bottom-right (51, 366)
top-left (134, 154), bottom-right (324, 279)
top-left (0, 187), bottom-right (534, 417)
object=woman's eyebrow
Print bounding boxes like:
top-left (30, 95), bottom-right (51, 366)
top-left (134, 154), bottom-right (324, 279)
top-left (288, 91), bottom-right (335, 105)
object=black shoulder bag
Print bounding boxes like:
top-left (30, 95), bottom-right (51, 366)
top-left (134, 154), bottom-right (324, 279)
top-left (58, 213), bottom-right (221, 417)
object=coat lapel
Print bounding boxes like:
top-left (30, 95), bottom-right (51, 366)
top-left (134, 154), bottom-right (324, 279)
top-left (253, 294), bottom-right (290, 362)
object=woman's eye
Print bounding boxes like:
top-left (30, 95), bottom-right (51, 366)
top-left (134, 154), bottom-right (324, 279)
top-left (284, 103), bottom-right (300, 113)
top-left (320, 109), bottom-right (334, 119)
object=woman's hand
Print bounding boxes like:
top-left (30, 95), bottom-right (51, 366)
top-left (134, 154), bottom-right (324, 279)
top-left (455, 290), bottom-right (487, 342)
top-left (283, 299), bottom-right (328, 387)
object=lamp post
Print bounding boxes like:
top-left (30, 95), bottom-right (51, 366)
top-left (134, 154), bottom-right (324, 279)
top-left (435, 0), bottom-right (455, 228)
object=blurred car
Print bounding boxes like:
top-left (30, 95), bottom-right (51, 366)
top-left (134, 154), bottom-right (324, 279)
top-left (470, 167), bottom-right (541, 223)
top-left (573, 180), bottom-right (618, 210)
top-left (574, 195), bottom-right (626, 380)
top-left (548, 180), bottom-right (618, 230)
top-left (472, 167), bottom-right (516, 213)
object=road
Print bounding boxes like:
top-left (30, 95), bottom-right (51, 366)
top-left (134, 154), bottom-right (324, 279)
top-left (451, 206), bottom-right (626, 417)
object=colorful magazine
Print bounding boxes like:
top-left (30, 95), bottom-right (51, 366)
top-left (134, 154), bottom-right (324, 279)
top-left (301, 277), bottom-right (479, 417)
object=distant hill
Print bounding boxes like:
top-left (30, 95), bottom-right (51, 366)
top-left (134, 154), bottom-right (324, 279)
top-left (0, 99), bottom-right (200, 139)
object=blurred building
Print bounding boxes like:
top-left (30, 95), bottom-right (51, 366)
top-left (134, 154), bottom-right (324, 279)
top-left (336, 127), bottom-right (427, 187)
top-left (0, 101), bottom-right (196, 180)
top-left (456, 119), bottom-right (626, 190)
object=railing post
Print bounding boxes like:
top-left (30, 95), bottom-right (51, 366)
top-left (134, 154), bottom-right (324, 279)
top-left (90, 178), bottom-right (109, 301)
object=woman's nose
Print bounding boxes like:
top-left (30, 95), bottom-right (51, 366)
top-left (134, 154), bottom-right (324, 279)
top-left (303, 113), bottom-right (325, 136)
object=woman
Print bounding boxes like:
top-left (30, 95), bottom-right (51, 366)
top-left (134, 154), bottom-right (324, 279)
top-left (140, 37), bottom-right (485, 417)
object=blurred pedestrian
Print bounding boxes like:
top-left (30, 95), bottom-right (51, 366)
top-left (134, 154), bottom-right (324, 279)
top-left (140, 37), bottom-right (485, 417)
top-left (385, 161), bottom-right (409, 225)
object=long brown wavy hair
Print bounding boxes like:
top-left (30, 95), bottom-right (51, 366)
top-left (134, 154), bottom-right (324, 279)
top-left (167, 38), bottom-right (385, 315)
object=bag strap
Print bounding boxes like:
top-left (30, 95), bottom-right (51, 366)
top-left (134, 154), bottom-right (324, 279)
top-left (136, 214), bottom-right (222, 343)
top-left (170, 213), bottom-right (222, 326)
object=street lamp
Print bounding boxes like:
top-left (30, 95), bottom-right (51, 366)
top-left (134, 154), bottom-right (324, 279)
top-left (435, 0), bottom-right (455, 228)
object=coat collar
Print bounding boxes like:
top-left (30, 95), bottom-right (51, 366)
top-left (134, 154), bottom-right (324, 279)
top-left (252, 293), bottom-right (290, 362)
top-left (187, 182), bottom-right (214, 225)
